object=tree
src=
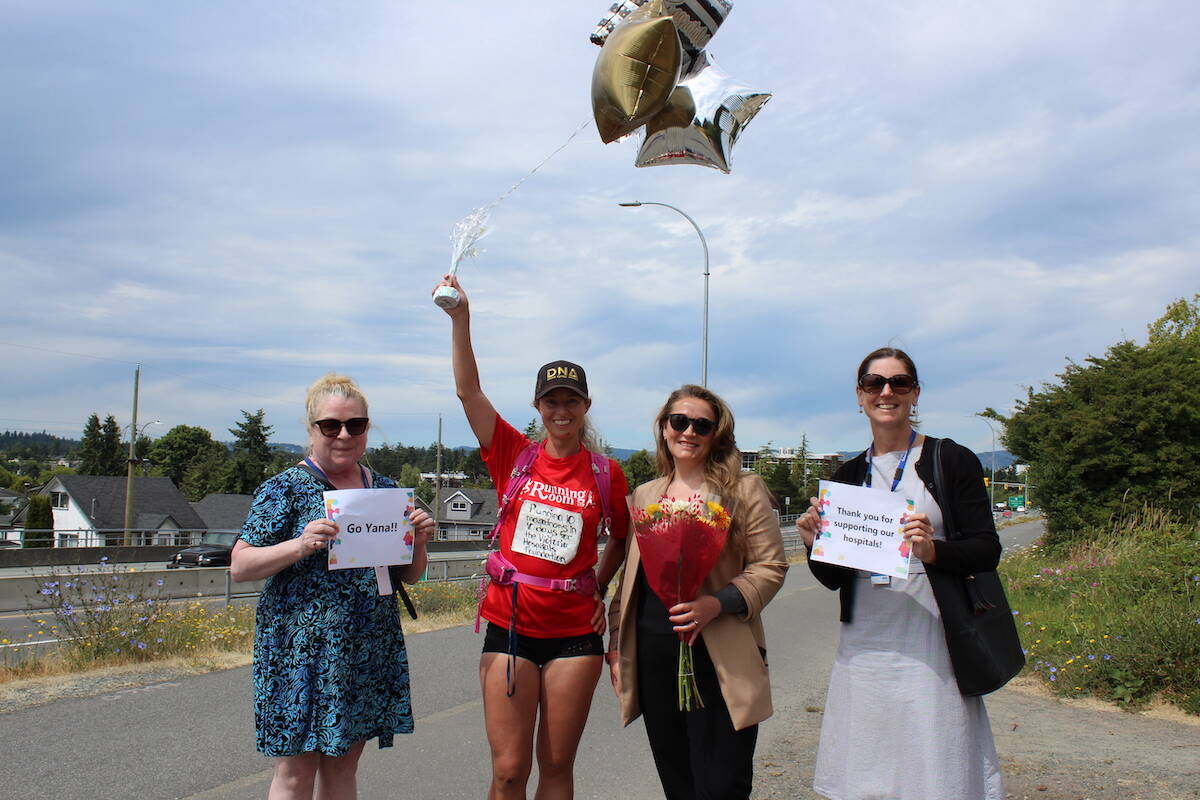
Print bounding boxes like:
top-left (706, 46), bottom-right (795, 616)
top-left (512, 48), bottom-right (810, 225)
top-left (24, 494), bottom-right (54, 547)
top-left (621, 449), bottom-right (657, 489)
top-left (999, 294), bottom-right (1200, 546)
top-left (182, 447), bottom-right (229, 501)
top-left (223, 409), bottom-right (274, 494)
top-left (148, 425), bottom-right (226, 491)
top-left (523, 418), bottom-right (540, 439)
top-left (753, 446), bottom-right (798, 508)
top-left (789, 434), bottom-right (824, 503)
top-left (397, 464), bottom-right (435, 504)
top-left (77, 413), bottom-right (104, 474)
top-left (97, 415), bottom-right (124, 476)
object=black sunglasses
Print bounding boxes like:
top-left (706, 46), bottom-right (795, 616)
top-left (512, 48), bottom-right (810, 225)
top-left (312, 417), bottom-right (370, 437)
top-left (666, 413), bottom-right (716, 437)
top-left (858, 374), bottom-right (918, 395)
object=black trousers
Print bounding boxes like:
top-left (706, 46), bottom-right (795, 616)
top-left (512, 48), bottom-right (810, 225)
top-left (636, 632), bottom-right (758, 800)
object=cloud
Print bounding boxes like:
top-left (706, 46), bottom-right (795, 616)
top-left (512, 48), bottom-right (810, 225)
top-left (1, 1), bottom-right (1197, 457)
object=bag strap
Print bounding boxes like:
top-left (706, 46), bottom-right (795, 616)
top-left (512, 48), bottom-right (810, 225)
top-left (931, 437), bottom-right (957, 539)
top-left (488, 442), bottom-right (541, 544)
top-left (931, 437), bottom-right (993, 614)
top-left (590, 452), bottom-right (613, 536)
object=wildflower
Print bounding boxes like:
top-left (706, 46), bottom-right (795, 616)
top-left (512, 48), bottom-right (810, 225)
top-left (1103, 654), bottom-right (1112, 660)
top-left (155, 579), bottom-right (164, 586)
top-left (1012, 610), bottom-right (1020, 616)
top-left (100, 555), bottom-right (108, 563)
top-left (1049, 666), bottom-right (1057, 673)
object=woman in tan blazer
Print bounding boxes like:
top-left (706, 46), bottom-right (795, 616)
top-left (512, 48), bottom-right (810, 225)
top-left (606, 384), bottom-right (788, 800)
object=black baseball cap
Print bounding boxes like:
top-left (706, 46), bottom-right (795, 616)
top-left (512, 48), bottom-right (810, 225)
top-left (534, 360), bottom-right (589, 399)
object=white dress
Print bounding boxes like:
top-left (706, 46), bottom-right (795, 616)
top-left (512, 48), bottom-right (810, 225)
top-left (812, 444), bottom-right (1003, 800)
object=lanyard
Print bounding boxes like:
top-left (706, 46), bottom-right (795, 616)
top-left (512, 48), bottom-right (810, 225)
top-left (303, 457), bottom-right (370, 488)
top-left (864, 429), bottom-right (917, 492)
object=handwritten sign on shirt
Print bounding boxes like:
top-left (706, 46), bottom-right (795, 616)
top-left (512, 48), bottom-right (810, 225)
top-left (809, 480), bottom-right (914, 579)
top-left (510, 500), bottom-right (583, 565)
top-left (323, 487), bottom-right (415, 569)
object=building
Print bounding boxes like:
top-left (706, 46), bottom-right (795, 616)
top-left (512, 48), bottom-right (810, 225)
top-left (433, 488), bottom-right (497, 541)
top-left (31, 475), bottom-right (208, 547)
top-left (190, 493), bottom-right (253, 533)
top-left (739, 446), bottom-right (843, 475)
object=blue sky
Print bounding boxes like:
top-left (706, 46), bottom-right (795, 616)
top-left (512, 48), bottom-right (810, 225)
top-left (2, 1), bottom-right (1196, 457)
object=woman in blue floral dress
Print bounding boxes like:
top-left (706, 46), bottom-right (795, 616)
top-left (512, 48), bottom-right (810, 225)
top-left (231, 374), bottom-right (434, 799)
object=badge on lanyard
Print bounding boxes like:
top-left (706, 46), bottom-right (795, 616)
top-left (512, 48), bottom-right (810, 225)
top-left (864, 430), bottom-right (916, 587)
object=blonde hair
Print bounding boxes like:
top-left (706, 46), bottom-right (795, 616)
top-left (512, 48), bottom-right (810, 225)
top-left (652, 384), bottom-right (747, 553)
top-left (305, 373), bottom-right (369, 424)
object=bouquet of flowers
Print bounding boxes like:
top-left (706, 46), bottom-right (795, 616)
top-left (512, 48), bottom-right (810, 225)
top-left (633, 495), bottom-right (731, 710)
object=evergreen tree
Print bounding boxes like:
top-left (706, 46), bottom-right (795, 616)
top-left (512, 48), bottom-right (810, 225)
top-left (997, 294), bottom-right (1200, 546)
top-left (223, 409), bottom-right (274, 494)
top-left (24, 494), bottom-right (54, 547)
top-left (98, 414), bottom-right (125, 476)
top-left (78, 413), bottom-right (104, 474)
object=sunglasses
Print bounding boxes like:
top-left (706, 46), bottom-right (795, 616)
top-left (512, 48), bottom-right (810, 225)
top-left (666, 413), bottom-right (716, 437)
top-left (858, 374), bottom-right (918, 395)
top-left (312, 417), bottom-right (370, 437)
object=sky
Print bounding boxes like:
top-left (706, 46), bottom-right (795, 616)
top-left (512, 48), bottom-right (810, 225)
top-left (2, 1), bottom-right (1197, 458)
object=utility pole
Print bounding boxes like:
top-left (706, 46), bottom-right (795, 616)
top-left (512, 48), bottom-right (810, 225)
top-left (123, 364), bottom-right (140, 546)
top-left (434, 414), bottom-right (443, 541)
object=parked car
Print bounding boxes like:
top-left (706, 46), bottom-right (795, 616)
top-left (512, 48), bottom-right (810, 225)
top-left (167, 531), bottom-right (238, 568)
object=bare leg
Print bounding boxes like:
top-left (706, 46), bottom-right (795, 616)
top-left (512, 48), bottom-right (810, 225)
top-left (315, 740), bottom-right (367, 800)
top-left (482, 652), bottom-right (543, 800)
top-left (533, 656), bottom-right (603, 800)
top-left (269, 752), bottom-right (320, 800)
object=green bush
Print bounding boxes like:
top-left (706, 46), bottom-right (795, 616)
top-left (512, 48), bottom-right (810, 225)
top-left (404, 579), bottom-right (478, 617)
top-left (1001, 507), bottom-right (1200, 713)
top-left (27, 558), bottom-right (255, 669)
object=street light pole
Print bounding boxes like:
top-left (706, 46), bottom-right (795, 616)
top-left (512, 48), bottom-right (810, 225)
top-left (971, 414), bottom-right (998, 508)
top-left (619, 201), bottom-right (710, 387)
top-left (123, 365), bottom-right (141, 546)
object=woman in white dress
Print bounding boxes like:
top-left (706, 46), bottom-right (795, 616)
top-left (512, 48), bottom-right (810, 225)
top-left (796, 347), bottom-right (1004, 800)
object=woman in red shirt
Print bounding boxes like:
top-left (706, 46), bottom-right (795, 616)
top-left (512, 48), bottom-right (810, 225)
top-left (435, 274), bottom-right (630, 800)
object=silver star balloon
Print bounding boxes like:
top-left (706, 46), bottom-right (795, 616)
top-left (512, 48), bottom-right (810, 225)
top-left (634, 53), bottom-right (771, 173)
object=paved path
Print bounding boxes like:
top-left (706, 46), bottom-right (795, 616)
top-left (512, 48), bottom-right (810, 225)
top-left (2, 520), bottom-right (1197, 799)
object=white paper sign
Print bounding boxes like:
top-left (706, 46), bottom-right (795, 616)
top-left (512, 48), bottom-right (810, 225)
top-left (510, 499), bottom-right (583, 565)
top-left (323, 487), bottom-right (415, 570)
top-left (809, 480), bottom-right (913, 579)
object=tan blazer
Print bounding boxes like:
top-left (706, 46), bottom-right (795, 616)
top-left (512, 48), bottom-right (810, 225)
top-left (607, 473), bottom-right (788, 731)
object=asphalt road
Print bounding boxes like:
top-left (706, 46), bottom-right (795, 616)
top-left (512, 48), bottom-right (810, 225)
top-left (4, 519), bottom-right (1197, 799)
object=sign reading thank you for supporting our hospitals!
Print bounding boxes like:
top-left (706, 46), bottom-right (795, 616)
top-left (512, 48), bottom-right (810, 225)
top-left (323, 487), bottom-right (416, 570)
top-left (809, 480), bottom-right (913, 579)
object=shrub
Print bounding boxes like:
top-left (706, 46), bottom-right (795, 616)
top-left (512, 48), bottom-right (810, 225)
top-left (1002, 507), bottom-right (1200, 713)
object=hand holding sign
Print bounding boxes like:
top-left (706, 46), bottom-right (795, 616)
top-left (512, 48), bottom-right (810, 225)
top-left (324, 488), bottom-right (417, 570)
top-left (809, 481), bottom-right (914, 579)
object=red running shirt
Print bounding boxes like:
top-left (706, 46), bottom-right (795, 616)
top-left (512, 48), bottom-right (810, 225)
top-left (480, 415), bottom-right (630, 638)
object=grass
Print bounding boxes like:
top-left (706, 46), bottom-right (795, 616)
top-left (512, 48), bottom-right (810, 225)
top-left (1001, 506), bottom-right (1200, 714)
top-left (2, 569), bottom-right (480, 686)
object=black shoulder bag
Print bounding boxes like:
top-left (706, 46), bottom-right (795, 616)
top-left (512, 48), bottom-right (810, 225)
top-left (930, 438), bottom-right (1024, 696)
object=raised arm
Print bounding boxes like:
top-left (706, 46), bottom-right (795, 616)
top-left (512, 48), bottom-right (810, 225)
top-left (434, 274), bottom-right (497, 449)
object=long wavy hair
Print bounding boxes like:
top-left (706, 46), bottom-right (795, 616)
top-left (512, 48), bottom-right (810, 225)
top-left (652, 384), bottom-right (747, 552)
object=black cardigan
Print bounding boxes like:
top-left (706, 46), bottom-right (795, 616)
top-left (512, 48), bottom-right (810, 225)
top-left (806, 436), bottom-right (1001, 622)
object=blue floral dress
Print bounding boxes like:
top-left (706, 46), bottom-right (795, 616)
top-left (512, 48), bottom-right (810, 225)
top-left (241, 466), bottom-right (413, 757)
